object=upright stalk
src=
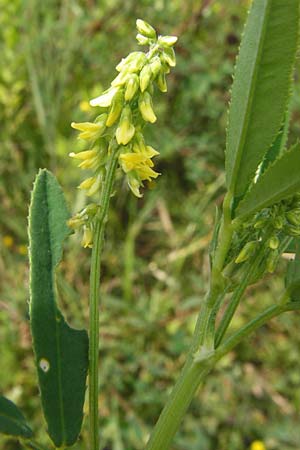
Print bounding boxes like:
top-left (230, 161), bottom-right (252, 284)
top-left (89, 147), bottom-right (119, 450)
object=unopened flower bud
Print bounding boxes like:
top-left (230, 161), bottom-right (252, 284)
top-left (149, 56), bottom-right (162, 78)
top-left (81, 226), bottom-right (93, 248)
top-left (254, 219), bottom-right (266, 229)
top-left (136, 19), bottom-right (156, 39)
top-left (106, 89), bottom-right (124, 127)
top-left (86, 174), bottom-right (102, 197)
top-left (138, 91), bottom-right (157, 123)
top-left (139, 64), bottom-right (152, 92)
top-left (127, 172), bottom-right (142, 198)
top-left (116, 105), bottom-right (135, 145)
top-left (158, 35), bottom-right (178, 47)
top-left (136, 33), bottom-right (150, 45)
top-left (286, 224), bottom-right (300, 237)
top-left (274, 216), bottom-right (284, 229)
top-left (157, 71), bottom-right (167, 92)
top-left (111, 70), bottom-right (130, 87)
top-left (286, 209), bottom-right (300, 226)
top-left (268, 236), bottom-right (279, 250)
top-left (125, 74), bottom-right (139, 101)
top-left (235, 241), bottom-right (257, 264)
top-left (126, 52), bottom-right (147, 73)
top-left (162, 47), bottom-right (176, 67)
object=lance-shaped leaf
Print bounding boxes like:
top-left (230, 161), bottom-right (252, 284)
top-left (28, 169), bottom-right (88, 447)
top-left (0, 395), bottom-right (33, 439)
top-left (225, 0), bottom-right (299, 200)
top-left (235, 142), bottom-right (300, 219)
top-left (286, 239), bottom-right (300, 301)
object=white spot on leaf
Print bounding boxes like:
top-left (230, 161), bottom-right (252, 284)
top-left (39, 358), bottom-right (50, 372)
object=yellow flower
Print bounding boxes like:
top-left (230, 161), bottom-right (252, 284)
top-left (250, 440), bottom-right (266, 450)
top-left (81, 226), bottom-right (93, 248)
top-left (119, 153), bottom-right (149, 172)
top-left (136, 164), bottom-right (160, 181)
top-left (90, 87), bottom-right (119, 107)
top-left (71, 118), bottom-right (106, 140)
top-left (17, 245), bottom-right (28, 255)
top-left (125, 74), bottom-right (139, 101)
top-left (79, 100), bottom-right (92, 112)
top-left (116, 106), bottom-right (135, 145)
top-left (3, 235), bottom-right (14, 248)
top-left (139, 64), bottom-right (152, 92)
top-left (106, 89), bottom-right (124, 127)
top-left (138, 91), bottom-right (157, 123)
top-left (69, 149), bottom-right (98, 160)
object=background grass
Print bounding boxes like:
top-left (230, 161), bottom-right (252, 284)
top-left (1, 1), bottom-right (300, 449)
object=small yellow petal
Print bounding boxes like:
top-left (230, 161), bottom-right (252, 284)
top-left (69, 150), bottom-right (98, 160)
top-left (90, 87), bottom-right (119, 107)
top-left (78, 177), bottom-right (95, 190)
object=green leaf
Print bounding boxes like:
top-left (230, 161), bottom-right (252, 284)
top-left (0, 395), bottom-right (33, 439)
top-left (235, 143), bottom-right (300, 219)
top-left (286, 239), bottom-right (300, 301)
top-left (258, 109), bottom-right (290, 177)
top-left (28, 169), bottom-right (88, 447)
top-left (225, 0), bottom-right (299, 200)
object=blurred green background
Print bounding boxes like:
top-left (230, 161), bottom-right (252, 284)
top-left (1, 1), bottom-right (300, 449)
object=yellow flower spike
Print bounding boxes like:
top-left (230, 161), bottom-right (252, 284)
top-left (136, 19), bottom-right (156, 39)
top-left (149, 56), bottom-right (162, 79)
top-left (90, 86), bottom-right (119, 107)
top-left (78, 177), bottom-right (95, 190)
top-left (139, 64), bottom-right (152, 92)
top-left (69, 150), bottom-right (98, 160)
top-left (138, 91), bottom-right (157, 123)
top-left (125, 74), bottom-right (139, 101)
top-left (86, 174), bottom-right (102, 197)
top-left (116, 105), bottom-right (135, 145)
top-left (106, 90), bottom-right (124, 127)
top-left (81, 226), bottom-right (93, 248)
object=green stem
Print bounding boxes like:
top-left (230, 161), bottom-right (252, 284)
top-left (215, 245), bottom-right (265, 348)
top-left (196, 192), bottom-right (234, 348)
top-left (146, 296), bottom-right (300, 450)
top-left (216, 300), bottom-right (300, 358)
top-left (89, 146), bottom-right (119, 450)
top-left (145, 360), bottom-right (213, 450)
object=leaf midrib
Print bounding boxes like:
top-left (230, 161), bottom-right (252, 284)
top-left (45, 175), bottom-right (67, 446)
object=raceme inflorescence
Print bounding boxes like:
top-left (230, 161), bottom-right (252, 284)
top-left (69, 19), bottom-right (177, 248)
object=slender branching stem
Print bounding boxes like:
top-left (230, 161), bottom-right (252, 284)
top-left (89, 146), bottom-right (119, 450)
top-left (146, 295), bottom-right (300, 450)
